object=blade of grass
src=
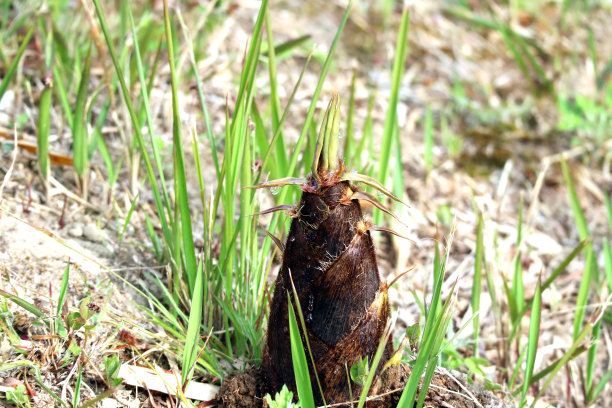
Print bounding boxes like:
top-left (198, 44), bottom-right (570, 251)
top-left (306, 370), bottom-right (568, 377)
top-left (181, 260), bottom-right (205, 385)
top-left (416, 282), bottom-right (456, 408)
top-left (512, 196), bottom-right (525, 321)
top-left (55, 263), bottom-right (70, 336)
top-left (376, 9), bottom-right (410, 214)
top-left (72, 43), bottom-right (92, 180)
top-left (604, 238), bottom-right (612, 293)
top-left (541, 239), bottom-right (589, 291)
top-left (38, 75), bottom-right (52, 181)
top-left (351, 90), bottom-right (375, 166)
top-left (176, 10), bottom-right (220, 181)
top-left (397, 244), bottom-right (448, 406)
top-left (118, 192), bottom-right (139, 244)
top-left (288, 273), bottom-right (326, 406)
top-left (0, 290), bottom-right (47, 324)
top-left (530, 314), bottom-right (597, 407)
top-left (357, 318), bottom-right (393, 408)
top-left (561, 159), bottom-right (596, 341)
top-left (343, 68), bottom-right (357, 164)
top-left (589, 365), bottom-right (612, 403)
top-left (163, 0), bottom-right (198, 292)
top-left (264, 7), bottom-right (289, 180)
top-left (519, 276), bottom-right (541, 407)
top-left (472, 215), bottom-right (483, 357)
top-left (73, 363), bottom-right (82, 407)
top-left (126, 4), bottom-right (173, 230)
top-left (0, 25), bottom-right (35, 100)
top-left (287, 293), bottom-right (315, 408)
top-left (255, 48), bottom-right (313, 185)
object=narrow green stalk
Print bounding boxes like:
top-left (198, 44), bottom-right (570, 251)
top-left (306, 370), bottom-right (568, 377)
top-left (472, 215), bottom-right (483, 357)
top-left (0, 25), bottom-right (35, 100)
top-left (72, 43), bottom-right (92, 179)
top-left (38, 76), bottom-right (52, 180)
top-left (520, 277), bottom-right (541, 407)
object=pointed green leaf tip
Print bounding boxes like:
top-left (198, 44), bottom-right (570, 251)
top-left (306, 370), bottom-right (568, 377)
top-left (312, 94), bottom-right (341, 180)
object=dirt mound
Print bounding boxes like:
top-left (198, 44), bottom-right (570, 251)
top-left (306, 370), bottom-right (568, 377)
top-left (217, 364), bottom-right (514, 408)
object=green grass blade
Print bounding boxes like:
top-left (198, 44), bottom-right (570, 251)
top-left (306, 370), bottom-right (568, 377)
top-left (52, 64), bottom-right (73, 129)
top-left (118, 192), bottom-right (139, 244)
top-left (573, 247), bottom-right (594, 340)
top-left (182, 260), bottom-right (205, 385)
top-left (376, 9), bottom-right (410, 194)
top-left (352, 90), bottom-right (375, 166)
top-left (604, 238), bottom-right (612, 293)
top-left (561, 159), bottom-right (597, 340)
top-left (288, 1), bottom-right (352, 177)
top-left (287, 294), bottom-right (315, 408)
top-left (520, 277), bottom-right (541, 407)
top-left (589, 365), bottom-right (612, 402)
top-left (264, 7), bottom-right (289, 179)
top-left (357, 323), bottom-right (392, 408)
top-left (398, 246), bottom-right (447, 406)
top-left (561, 160), bottom-right (589, 241)
top-left (512, 196), bottom-right (525, 319)
top-left (0, 25), bottom-right (35, 100)
top-left (531, 319), bottom-right (595, 407)
top-left (163, 0), bottom-right (198, 292)
top-left (510, 346), bottom-right (527, 390)
top-left (288, 274), bottom-right (326, 406)
top-left (73, 363), bottom-right (82, 407)
top-left (176, 11), bottom-right (220, 181)
top-left (472, 215), bottom-right (483, 356)
top-left (255, 48), bottom-right (313, 185)
top-left (55, 263), bottom-right (70, 334)
top-left (344, 68), bottom-right (357, 164)
top-left (38, 76), bottom-right (52, 180)
top-left (0, 290), bottom-right (47, 324)
top-left (72, 43), bottom-right (92, 179)
top-left (586, 317), bottom-right (601, 397)
top-left (92, 0), bottom-right (174, 263)
top-left (542, 239), bottom-right (589, 292)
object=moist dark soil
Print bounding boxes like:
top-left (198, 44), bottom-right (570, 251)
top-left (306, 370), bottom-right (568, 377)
top-left (216, 364), bottom-right (515, 408)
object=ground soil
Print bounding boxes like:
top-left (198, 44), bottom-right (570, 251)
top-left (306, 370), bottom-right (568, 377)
top-left (217, 364), bottom-right (514, 408)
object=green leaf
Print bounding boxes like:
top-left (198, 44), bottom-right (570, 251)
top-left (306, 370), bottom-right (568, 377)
top-left (288, 296), bottom-right (314, 408)
top-left (265, 384), bottom-right (301, 408)
top-left (104, 355), bottom-right (123, 388)
top-left (350, 356), bottom-right (369, 387)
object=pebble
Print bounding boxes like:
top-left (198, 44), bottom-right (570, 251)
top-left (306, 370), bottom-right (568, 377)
top-left (100, 399), bottom-right (118, 408)
top-left (83, 223), bottom-right (102, 242)
top-left (68, 223), bottom-right (84, 238)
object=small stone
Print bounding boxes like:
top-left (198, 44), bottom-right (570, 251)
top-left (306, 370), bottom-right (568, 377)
top-left (83, 223), bottom-right (102, 242)
top-left (68, 223), bottom-right (84, 238)
top-left (0, 89), bottom-right (14, 112)
top-left (100, 398), bottom-right (119, 408)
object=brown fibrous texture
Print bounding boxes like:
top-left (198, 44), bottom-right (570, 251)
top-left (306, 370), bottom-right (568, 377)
top-left (262, 167), bottom-right (392, 405)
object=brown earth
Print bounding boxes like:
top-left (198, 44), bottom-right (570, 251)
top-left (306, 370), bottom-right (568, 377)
top-left (217, 364), bottom-right (514, 408)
